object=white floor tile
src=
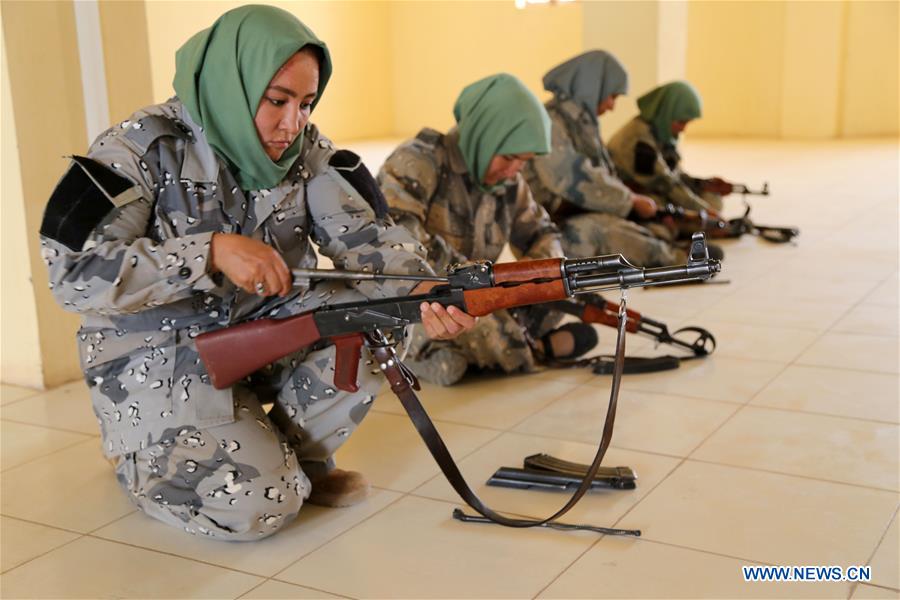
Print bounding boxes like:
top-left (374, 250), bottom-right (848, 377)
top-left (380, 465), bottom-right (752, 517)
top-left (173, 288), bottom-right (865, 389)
top-left (540, 537), bottom-right (851, 599)
top-left (0, 516), bottom-right (80, 573)
top-left (703, 295), bottom-right (851, 331)
top-left (0, 384), bottom-right (39, 406)
top-left (515, 387), bottom-right (737, 457)
top-left (0, 380), bottom-right (98, 435)
top-left (832, 304), bottom-right (900, 337)
top-left (0, 536), bottom-right (262, 599)
top-left (868, 513), bottom-right (900, 591)
top-left (0, 439), bottom-right (135, 532)
top-left (863, 275), bottom-right (899, 307)
top-left (623, 356), bottom-right (786, 403)
top-left (734, 271), bottom-right (881, 305)
top-left (373, 371), bottom-right (581, 430)
top-left (751, 365), bottom-right (899, 423)
top-left (692, 406), bottom-right (899, 490)
top-left (851, 584), bottom-right (900, 599)
top-left (620, 461), bottom-right (899, 567)
top-left (334, 411), bottom-right (498, 492)
top-left (797, 333), bottom-right (899, 374)
top-left (93, 488), bottom-right (401, 577)
top-left (241, 580), bottom-right (343, 599)
top-left (0, 421), bottom-right (91, 471)
top-left (691, 320), bottom-right (820, 363)
top-left (276, 495), bottom-right (597, 599)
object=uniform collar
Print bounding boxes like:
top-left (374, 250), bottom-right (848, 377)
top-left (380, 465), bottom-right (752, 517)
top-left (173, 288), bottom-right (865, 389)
top-left (179, 102), bottom-right (222, 184)
top-left (443, 128), bottom-right (470, 175)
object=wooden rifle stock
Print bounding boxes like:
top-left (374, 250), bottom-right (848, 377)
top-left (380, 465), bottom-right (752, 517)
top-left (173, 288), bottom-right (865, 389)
top-left (582, 301), bottom-right (641, 334)
top-left (195, 313), bottom-right (322, 390)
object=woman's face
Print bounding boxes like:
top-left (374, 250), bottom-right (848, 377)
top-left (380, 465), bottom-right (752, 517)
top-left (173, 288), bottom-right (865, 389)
top-left (482, 153), bottom-right (536, 186)
top-left (254, 49), bottom-right (320, 161)
top-left (596, 93), bottom-right (620, 116)
top-left (671, 119), bottom-right (690, 135)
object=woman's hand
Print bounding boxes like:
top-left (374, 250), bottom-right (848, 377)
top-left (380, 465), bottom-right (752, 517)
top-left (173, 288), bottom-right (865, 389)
top-left (209, 233), bottom-right (292, 297)
top-left (631, 194), bottom-right (659, 219)
top-left (412, 281), bottom-right (478, 340)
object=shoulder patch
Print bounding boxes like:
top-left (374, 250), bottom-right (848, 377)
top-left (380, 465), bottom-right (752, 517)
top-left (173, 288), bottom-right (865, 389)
top-left (634, 141), bottom-right (658, 175)
top-left (40, 157), bottom-right (140, 251)
top-left (123, 115), bottom-right (192, 155)
top-left (329, 150), bottom-right (388, 218)
top-left (414, 128), bottom-right (443, 147)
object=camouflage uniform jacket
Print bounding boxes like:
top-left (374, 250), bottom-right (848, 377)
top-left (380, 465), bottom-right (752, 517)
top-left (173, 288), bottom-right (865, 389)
top-left (607, 117), bottom-right (712, 212)
top-left (524, 98), bottom-right (633, 220)
top-left (40, 99), bottom-right (429, 458)
top-left (377, 127), bottom-right (563, 273)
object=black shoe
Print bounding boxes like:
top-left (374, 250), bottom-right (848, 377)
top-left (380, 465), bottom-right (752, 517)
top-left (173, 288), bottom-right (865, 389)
top-left (541, 323), bottom-right (598, 360)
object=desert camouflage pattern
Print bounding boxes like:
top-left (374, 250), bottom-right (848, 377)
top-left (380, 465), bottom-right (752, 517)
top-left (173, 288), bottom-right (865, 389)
top-left (523, 99), bottom-right (685, 267)
top-left (559, 212), bottom-right (685, 266)
top-left (607, 117), bottom-right (723, 212)
top-left (524, 98), bottom-right (633, 219)
top-left (40, 97), bottom-right (430, 537)
top-left (114, 337), bottom-right (383, 540)
top-left (378, 128), bottom-right (563, 380)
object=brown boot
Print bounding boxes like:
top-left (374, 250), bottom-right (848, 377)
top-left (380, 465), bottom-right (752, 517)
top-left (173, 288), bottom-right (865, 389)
top-left (307, 469), bottom-right (370, 508)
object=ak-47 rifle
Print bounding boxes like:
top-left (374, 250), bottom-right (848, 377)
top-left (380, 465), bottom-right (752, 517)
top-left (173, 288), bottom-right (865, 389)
top-left (546, 293), bottom-right (716, 374)
top-left (655, 202), bottom-right (799, 244)
top-left (196, 233), bottom-right (720, 536)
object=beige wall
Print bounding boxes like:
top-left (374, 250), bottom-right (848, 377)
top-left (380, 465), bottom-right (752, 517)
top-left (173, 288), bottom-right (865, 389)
top-left (582, 1), bottom-right (688, 138)
top-left (686, 0), bottom-right (898, 139)
top-left (686, 1), bottom-right (786, 137)
top-left (99, 0), bottom-right (155, 125)
top-left (144, 0), bottom-right (395, 141)
top-left (1, 18), bottom-right (43, 388)
top-left (389, 0), bottom-right (583, 138)
top-left (2, 0), bottom-right (86, 388)
top-left (841, 0), bottom-right (899, 136)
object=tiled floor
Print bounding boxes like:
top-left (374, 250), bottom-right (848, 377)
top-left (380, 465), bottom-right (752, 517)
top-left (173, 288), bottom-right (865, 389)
top-left (1, 139), bottom-right (898, 599)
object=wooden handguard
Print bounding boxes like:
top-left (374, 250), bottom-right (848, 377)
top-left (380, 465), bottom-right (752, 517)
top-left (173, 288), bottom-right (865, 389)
top-left (582, 302), bottom-right (641, 333)
top-left (462, 280), bottom-right (567, 317)
top-left (492, 258), bottom-right (561, 284)
top-left (196, 313), bottom-right (322, 390)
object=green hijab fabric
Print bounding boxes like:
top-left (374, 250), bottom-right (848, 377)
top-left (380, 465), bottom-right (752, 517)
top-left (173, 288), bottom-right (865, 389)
top-left (452, 73), bottom-right (551, 189)
top-left (637, 81), bottom-right (702, 146)
top-left (542, 50), bottom-right (629, 126)
top-left (173, 4), bottom-right (332, 191)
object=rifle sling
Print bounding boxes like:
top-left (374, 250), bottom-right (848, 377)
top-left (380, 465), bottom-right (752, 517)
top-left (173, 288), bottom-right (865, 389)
top-left (372, 297), bottom-right (639, 536)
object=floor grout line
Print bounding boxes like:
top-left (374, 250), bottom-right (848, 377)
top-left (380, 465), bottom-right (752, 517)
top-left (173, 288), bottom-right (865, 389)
top-left (0, 435), bottom-right (100, 474)
top-left (0, 416), bottom-right (99, 437)
top-left (848, 504), bottom-right (900, 599)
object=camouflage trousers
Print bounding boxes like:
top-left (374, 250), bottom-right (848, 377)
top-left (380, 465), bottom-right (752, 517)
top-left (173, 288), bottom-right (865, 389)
top-left (559, 213), bottom-right (685, 267)
top-left (114, 316), bottom-right (382, 541)
top-left (402, 305), bottom-right (561, 385)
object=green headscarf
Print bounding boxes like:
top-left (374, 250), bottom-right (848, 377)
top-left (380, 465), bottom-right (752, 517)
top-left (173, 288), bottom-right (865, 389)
top-left (452, 73), bottom-right (551, 189)
top-left (542, 50), bottom-right (629, 126)
top-left (637, 81), bottom-right (702, 146)
top-left (173, 5), bottom-right (332, 191)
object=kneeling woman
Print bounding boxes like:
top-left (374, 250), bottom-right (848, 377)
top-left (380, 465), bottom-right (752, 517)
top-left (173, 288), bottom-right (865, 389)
top-left (608, 81), bottom-right (733, 214)
top-left (524, 50), bottom-right (685, 267)
top-left (378, 74), bottom-right (597, 386)
top-left (39, 6), bottom-right (473, 540)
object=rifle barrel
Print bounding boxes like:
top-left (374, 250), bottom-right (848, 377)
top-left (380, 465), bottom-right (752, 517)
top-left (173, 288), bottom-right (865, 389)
top-left (292, 268), bottom-right (448, 284)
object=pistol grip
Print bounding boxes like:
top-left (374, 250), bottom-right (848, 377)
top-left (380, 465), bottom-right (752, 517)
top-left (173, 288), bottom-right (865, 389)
top-left (332, 334), bottom-right (364, 393)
